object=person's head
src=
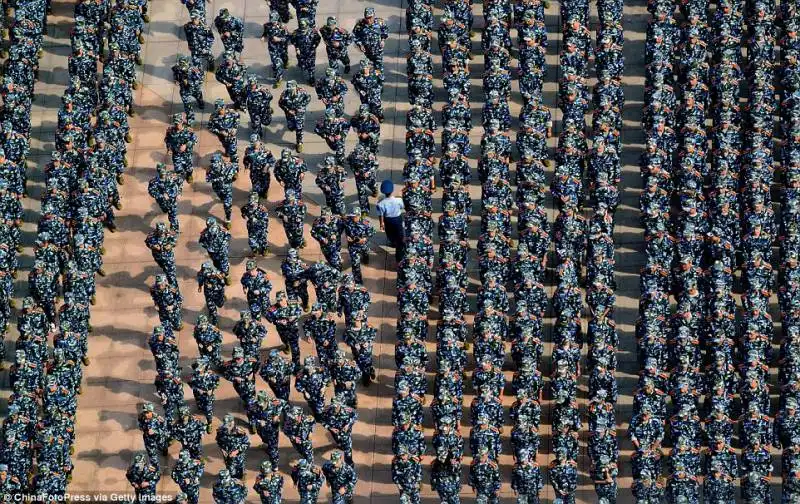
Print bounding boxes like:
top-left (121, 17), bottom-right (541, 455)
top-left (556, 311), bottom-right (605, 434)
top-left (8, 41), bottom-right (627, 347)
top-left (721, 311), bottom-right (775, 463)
top-left (380, 179), bottom-right (394, 197)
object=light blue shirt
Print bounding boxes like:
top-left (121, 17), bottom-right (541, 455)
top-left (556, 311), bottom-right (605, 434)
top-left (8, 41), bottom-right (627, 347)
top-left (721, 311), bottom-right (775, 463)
top-left (376, 197), bottom-right (405, 218)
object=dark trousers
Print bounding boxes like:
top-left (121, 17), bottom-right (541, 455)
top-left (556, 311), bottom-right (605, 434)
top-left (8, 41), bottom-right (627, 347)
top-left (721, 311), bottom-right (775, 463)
top-left (384, 216), bottom-right (404, 261)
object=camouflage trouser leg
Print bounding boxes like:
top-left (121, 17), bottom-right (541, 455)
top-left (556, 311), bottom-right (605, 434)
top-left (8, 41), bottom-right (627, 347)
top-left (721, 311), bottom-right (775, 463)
top-left (331, 431), bottom-right (353, 464)
top-left (399, 489), bottom-right (420, 504)
top-left (286, 224), bottom-right (304, 249)
top-left (365, 50), bottom-right (383, 72)
top-left (331, 493), bottom-right (353, 504)
top-left (180, 89), bottom-right (196, 123)
top-left (261, 109), bottom-right (273, 129)
top-left (43, 297), bottom-right (57, 325)
top-left (334, 386), bottom-right (357, 408)
top-left (174, 153), bottom-right (194, 182)
top-left (107, 183), bottom-right (121, 210)
top-left (281, 328), bottom-right (301, 369)
top-left (167, 205), bottom-right (180, 232)
top-left (595, 482), bottom-right (616, 504)
top-left (301, 59), bottom-right (316, 83)
top-left (334, 142), bottom-right (346, 166)
top-left (269, 48), bottom-right (287, 80)
top-left (215, 185), bottom-right (233, 221)
top-left (79, 333), bottom-right (89, 359)
top-left (206, 299), bottom-right (220, 326)
top-left (212, 253), bottom-right (230, 275)
top-left (182, 439), bottom-right (203, 460)
top-left (315, 341), bottom-right (336, 369)
top-left (224, 453), bottom-right (246, 479)
top-left (348, 246), bottom-right (365, 284)
top-left (299, 493), bottom-right (319, 504)
top-left (368, 98), bottom-right (383, 118)
top-left (307, 398), bottom-right (324, 420)
top-left (247, 230), bottom-right (264, 255)
top-left (143, 439), bottom-right (162, 467)
top-left (268, 381), bottom-right (290, 401)
top-left (222, 137), bottom-right (238, 164)
top-left (326, 48), bottom-right (338, 68)
top-left (156, 256), bottom-right (178, 288)
top-left (321, 245), bottom-right (342, 270)
top-left (295, 120), bottom-right (305, 146)
top-left (251, 172), bottom-right (270, 198)
top-left (294, 439), bottom-right (313, 461)
top-left (256, 425), bottom-right (280, 467)
top-left (199, 345), bottom-right (222, 367)
top-left (162, 396), bottom-right (179, 425)
top-left (325, 194), bottom-right (346, 216)
top-left (242, 341), bottom-right (263, 360)
top-left (250, 114), bottom-right (264, 139)
top-left (270, 0), bottom-right (291, 22)
top-left (246, 295), bottom-right (265, 320)
top-left (353, 345), bottom-right (374, 379)
top-left (183, 485), bottom-right (200, 504)
top-left (168, 307), bottom-right (183, 331)
top-left (355, 177), bottom-right (371, 214)
top-left (234, 382), bottom-right (256, 407)
top-left (195, 394), bottom-right (214, 424)
top-left (317, 287), bottom-right (337, 312)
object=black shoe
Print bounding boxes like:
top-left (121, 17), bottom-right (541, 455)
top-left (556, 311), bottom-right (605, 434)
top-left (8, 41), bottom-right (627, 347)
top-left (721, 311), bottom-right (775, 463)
top-left (344, 64), bottom-right (350, 74)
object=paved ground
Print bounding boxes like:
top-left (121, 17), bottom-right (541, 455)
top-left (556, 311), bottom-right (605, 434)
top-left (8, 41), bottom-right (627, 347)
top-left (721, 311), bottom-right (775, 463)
top-left (5, 0), bottom-right (771, 502)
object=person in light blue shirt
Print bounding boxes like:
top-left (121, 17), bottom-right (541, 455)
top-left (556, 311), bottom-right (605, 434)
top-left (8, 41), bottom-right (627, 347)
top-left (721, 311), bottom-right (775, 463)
top-left (376, 180), bottom-right (405, 261)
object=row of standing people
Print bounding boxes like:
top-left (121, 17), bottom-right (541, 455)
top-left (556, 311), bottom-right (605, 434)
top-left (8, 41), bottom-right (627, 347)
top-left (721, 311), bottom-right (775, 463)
top-left (391, 0), bottom-right (623, 502)
top-left (633, 0), bottom-right (800, 501)
top-left (0, 0), bottom-right (149, 496)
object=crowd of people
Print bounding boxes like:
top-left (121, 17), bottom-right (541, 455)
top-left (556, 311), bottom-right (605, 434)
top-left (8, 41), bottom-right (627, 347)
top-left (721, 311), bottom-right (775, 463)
top-left (13, 0), bottom-right (800, 500)
top-left (139, 0), bottom-right (627, 498)
top-left (396, 0), bottom-right (624, 500)
top-left (632, 0), bottom-right (800, 501)
top-left (136, 0), bottom-right (391, 502)
top-left (0, 0), bottom-right (624, 498)
top-left (0, 0), bottom-right (148, 494)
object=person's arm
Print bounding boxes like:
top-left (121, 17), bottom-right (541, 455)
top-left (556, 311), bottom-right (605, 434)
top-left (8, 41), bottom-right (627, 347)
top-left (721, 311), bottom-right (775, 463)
top-left (376, 200), bottom-right (385, 230)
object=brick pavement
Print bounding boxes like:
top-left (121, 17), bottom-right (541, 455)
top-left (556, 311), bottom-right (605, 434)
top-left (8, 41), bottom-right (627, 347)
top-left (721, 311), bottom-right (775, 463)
top-left (0, 0), bottom-right (721, 502)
